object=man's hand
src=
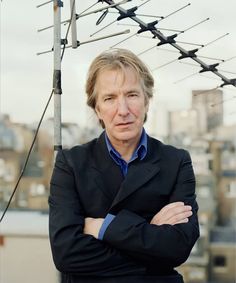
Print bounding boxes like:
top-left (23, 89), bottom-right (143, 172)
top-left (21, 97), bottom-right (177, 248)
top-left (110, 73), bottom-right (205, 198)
top-left (150, 202), bottom-right (192, 226)
top-left (83, 217), bottom-right (104, 239)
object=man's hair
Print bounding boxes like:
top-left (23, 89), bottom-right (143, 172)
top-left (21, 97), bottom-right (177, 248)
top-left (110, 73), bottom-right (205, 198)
top-left (85, 48), bottom-right (154, 126)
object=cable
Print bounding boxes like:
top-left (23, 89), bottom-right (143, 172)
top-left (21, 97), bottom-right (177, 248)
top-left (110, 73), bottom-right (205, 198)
top-left (0, 0), bottom-right (76, 223)
top-left (0, 90), bottom-right (54, 223)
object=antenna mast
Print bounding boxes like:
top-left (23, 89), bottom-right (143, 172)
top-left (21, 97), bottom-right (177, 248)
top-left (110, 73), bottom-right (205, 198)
top-left (53, 0), bottom-right (63, 153)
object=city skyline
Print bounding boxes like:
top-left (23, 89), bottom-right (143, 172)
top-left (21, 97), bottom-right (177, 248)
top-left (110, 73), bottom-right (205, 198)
top-left (1, 86), bottom-right (235, 283)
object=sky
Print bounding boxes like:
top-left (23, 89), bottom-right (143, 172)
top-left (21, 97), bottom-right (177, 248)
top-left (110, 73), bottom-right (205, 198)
top-left (1, 0), bottom-right (236, 130)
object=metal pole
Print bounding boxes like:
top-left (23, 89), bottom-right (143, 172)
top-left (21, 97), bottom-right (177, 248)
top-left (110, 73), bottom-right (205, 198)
top-left (53, 0), bottom-right (63, 154)
top-left (70, 0), bottom-right (77, 48)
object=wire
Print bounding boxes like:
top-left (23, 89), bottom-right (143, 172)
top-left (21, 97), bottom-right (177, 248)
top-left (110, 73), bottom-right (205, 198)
top-left (0, 90), bottom-right (54, 223)
top-left (0, 0), bottom-right (76, 223)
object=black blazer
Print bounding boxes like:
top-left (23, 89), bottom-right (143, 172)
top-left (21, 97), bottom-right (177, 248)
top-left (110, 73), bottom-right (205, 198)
top-left (49, 132), bottom-right (199, 283)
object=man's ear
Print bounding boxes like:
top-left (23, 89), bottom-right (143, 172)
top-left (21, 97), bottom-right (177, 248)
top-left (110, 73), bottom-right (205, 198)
top-left (145, 99), bottom-right (149, 113)
top-left (95, 105), bottom-right (102, 120)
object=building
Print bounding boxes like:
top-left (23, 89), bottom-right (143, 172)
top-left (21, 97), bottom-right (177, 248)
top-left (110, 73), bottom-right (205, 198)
top-left (169, 109), bottom-right (199, 142)
top-left (0, 115), bottom-right (53, 210)
top-left (192, 89), bottom-right (223, 134)
top-left (209, 227), bottom-right (236, 283)
top-left (167, 89), bottom-right (235, 282)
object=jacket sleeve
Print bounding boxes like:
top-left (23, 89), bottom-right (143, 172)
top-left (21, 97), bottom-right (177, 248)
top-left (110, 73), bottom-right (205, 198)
top-left (49, 150), bottom-right (145, 276)
top-left (102, 149), bottom-right (200, 267)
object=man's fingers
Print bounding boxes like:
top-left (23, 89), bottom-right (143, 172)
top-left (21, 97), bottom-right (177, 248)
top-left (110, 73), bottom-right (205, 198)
top-left (164, 205), bottom-right (192, 221)
top-left (168, 210), bottom-right (193, 225)
top-left (150, 202), bottom-right (193, 225)
top-left (174, 218), bottom-right (189, 225)
top-left (160, 202), bottom-right (184, 213)
top-left (151, 209), bottom-right (192, 225)
top-left (156, 203), bottom-right (192, 220)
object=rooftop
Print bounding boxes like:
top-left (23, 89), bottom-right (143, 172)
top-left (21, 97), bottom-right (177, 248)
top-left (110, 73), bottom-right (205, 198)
top-left (0, 210), bottom-right (49, 236)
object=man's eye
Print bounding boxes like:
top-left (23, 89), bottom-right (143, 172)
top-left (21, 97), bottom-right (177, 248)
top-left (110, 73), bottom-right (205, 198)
top-left (128, 93), bottom-right (138, 97)
top-left (104, 97), bottom-right (113, 102)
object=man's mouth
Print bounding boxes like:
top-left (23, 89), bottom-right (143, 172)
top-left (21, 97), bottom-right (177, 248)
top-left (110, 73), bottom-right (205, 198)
top-left (116, 122), bottom-right (133, 126)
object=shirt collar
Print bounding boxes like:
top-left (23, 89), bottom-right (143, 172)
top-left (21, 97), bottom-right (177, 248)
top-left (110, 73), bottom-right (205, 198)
top-left (105, 128), bottom-right (147, 165)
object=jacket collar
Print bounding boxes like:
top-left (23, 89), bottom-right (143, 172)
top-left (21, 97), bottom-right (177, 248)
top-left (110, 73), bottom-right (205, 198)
top-left (91, 132), bottom-right (162, 209)
top-left (110, 135), bottom-right (161, 209)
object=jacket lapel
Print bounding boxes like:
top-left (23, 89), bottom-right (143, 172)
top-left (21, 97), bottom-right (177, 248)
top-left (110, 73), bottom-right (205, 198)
top-left (90, 133), bottom-right (163, 211)
top-left (91, 132), bottom-right (124, 202)
top-left (110, 136), bottom-right (161, 209)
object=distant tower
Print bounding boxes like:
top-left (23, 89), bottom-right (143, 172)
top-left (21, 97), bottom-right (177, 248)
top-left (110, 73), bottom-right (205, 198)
top-left (192, 89), bottom-right (223, 134)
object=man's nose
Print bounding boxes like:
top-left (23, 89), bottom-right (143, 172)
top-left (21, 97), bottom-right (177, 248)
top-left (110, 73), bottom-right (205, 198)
top-left (117, 97), bottom-right (129, 116)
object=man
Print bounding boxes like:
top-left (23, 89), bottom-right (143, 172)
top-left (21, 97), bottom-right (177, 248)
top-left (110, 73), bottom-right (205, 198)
top-left (49, 48), bottom-right (199, 283)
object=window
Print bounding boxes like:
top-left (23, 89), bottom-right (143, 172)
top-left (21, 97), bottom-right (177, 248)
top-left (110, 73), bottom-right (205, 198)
top-left (213, 255), bottom-right (226, 267)
top-left (226, 181), bottom-right (236, 197)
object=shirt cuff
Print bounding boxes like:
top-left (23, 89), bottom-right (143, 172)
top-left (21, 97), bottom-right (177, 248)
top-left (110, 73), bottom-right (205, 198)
top-left (98, 214), bottom-right (115, 240)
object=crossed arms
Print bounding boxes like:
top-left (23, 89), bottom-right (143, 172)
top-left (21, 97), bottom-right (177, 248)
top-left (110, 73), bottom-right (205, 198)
top-left (84, 201), bottom-right (193, 238)
top-left (49, 149), bottom-right (199, 275)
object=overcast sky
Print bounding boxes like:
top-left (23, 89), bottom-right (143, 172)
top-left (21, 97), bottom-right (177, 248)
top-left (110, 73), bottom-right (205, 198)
top-left (1, 0), bottom-right (236, 129)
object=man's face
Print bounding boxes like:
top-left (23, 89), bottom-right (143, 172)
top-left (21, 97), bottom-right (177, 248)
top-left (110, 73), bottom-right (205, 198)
top-left (95, 67), bottom-right (149, 146)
